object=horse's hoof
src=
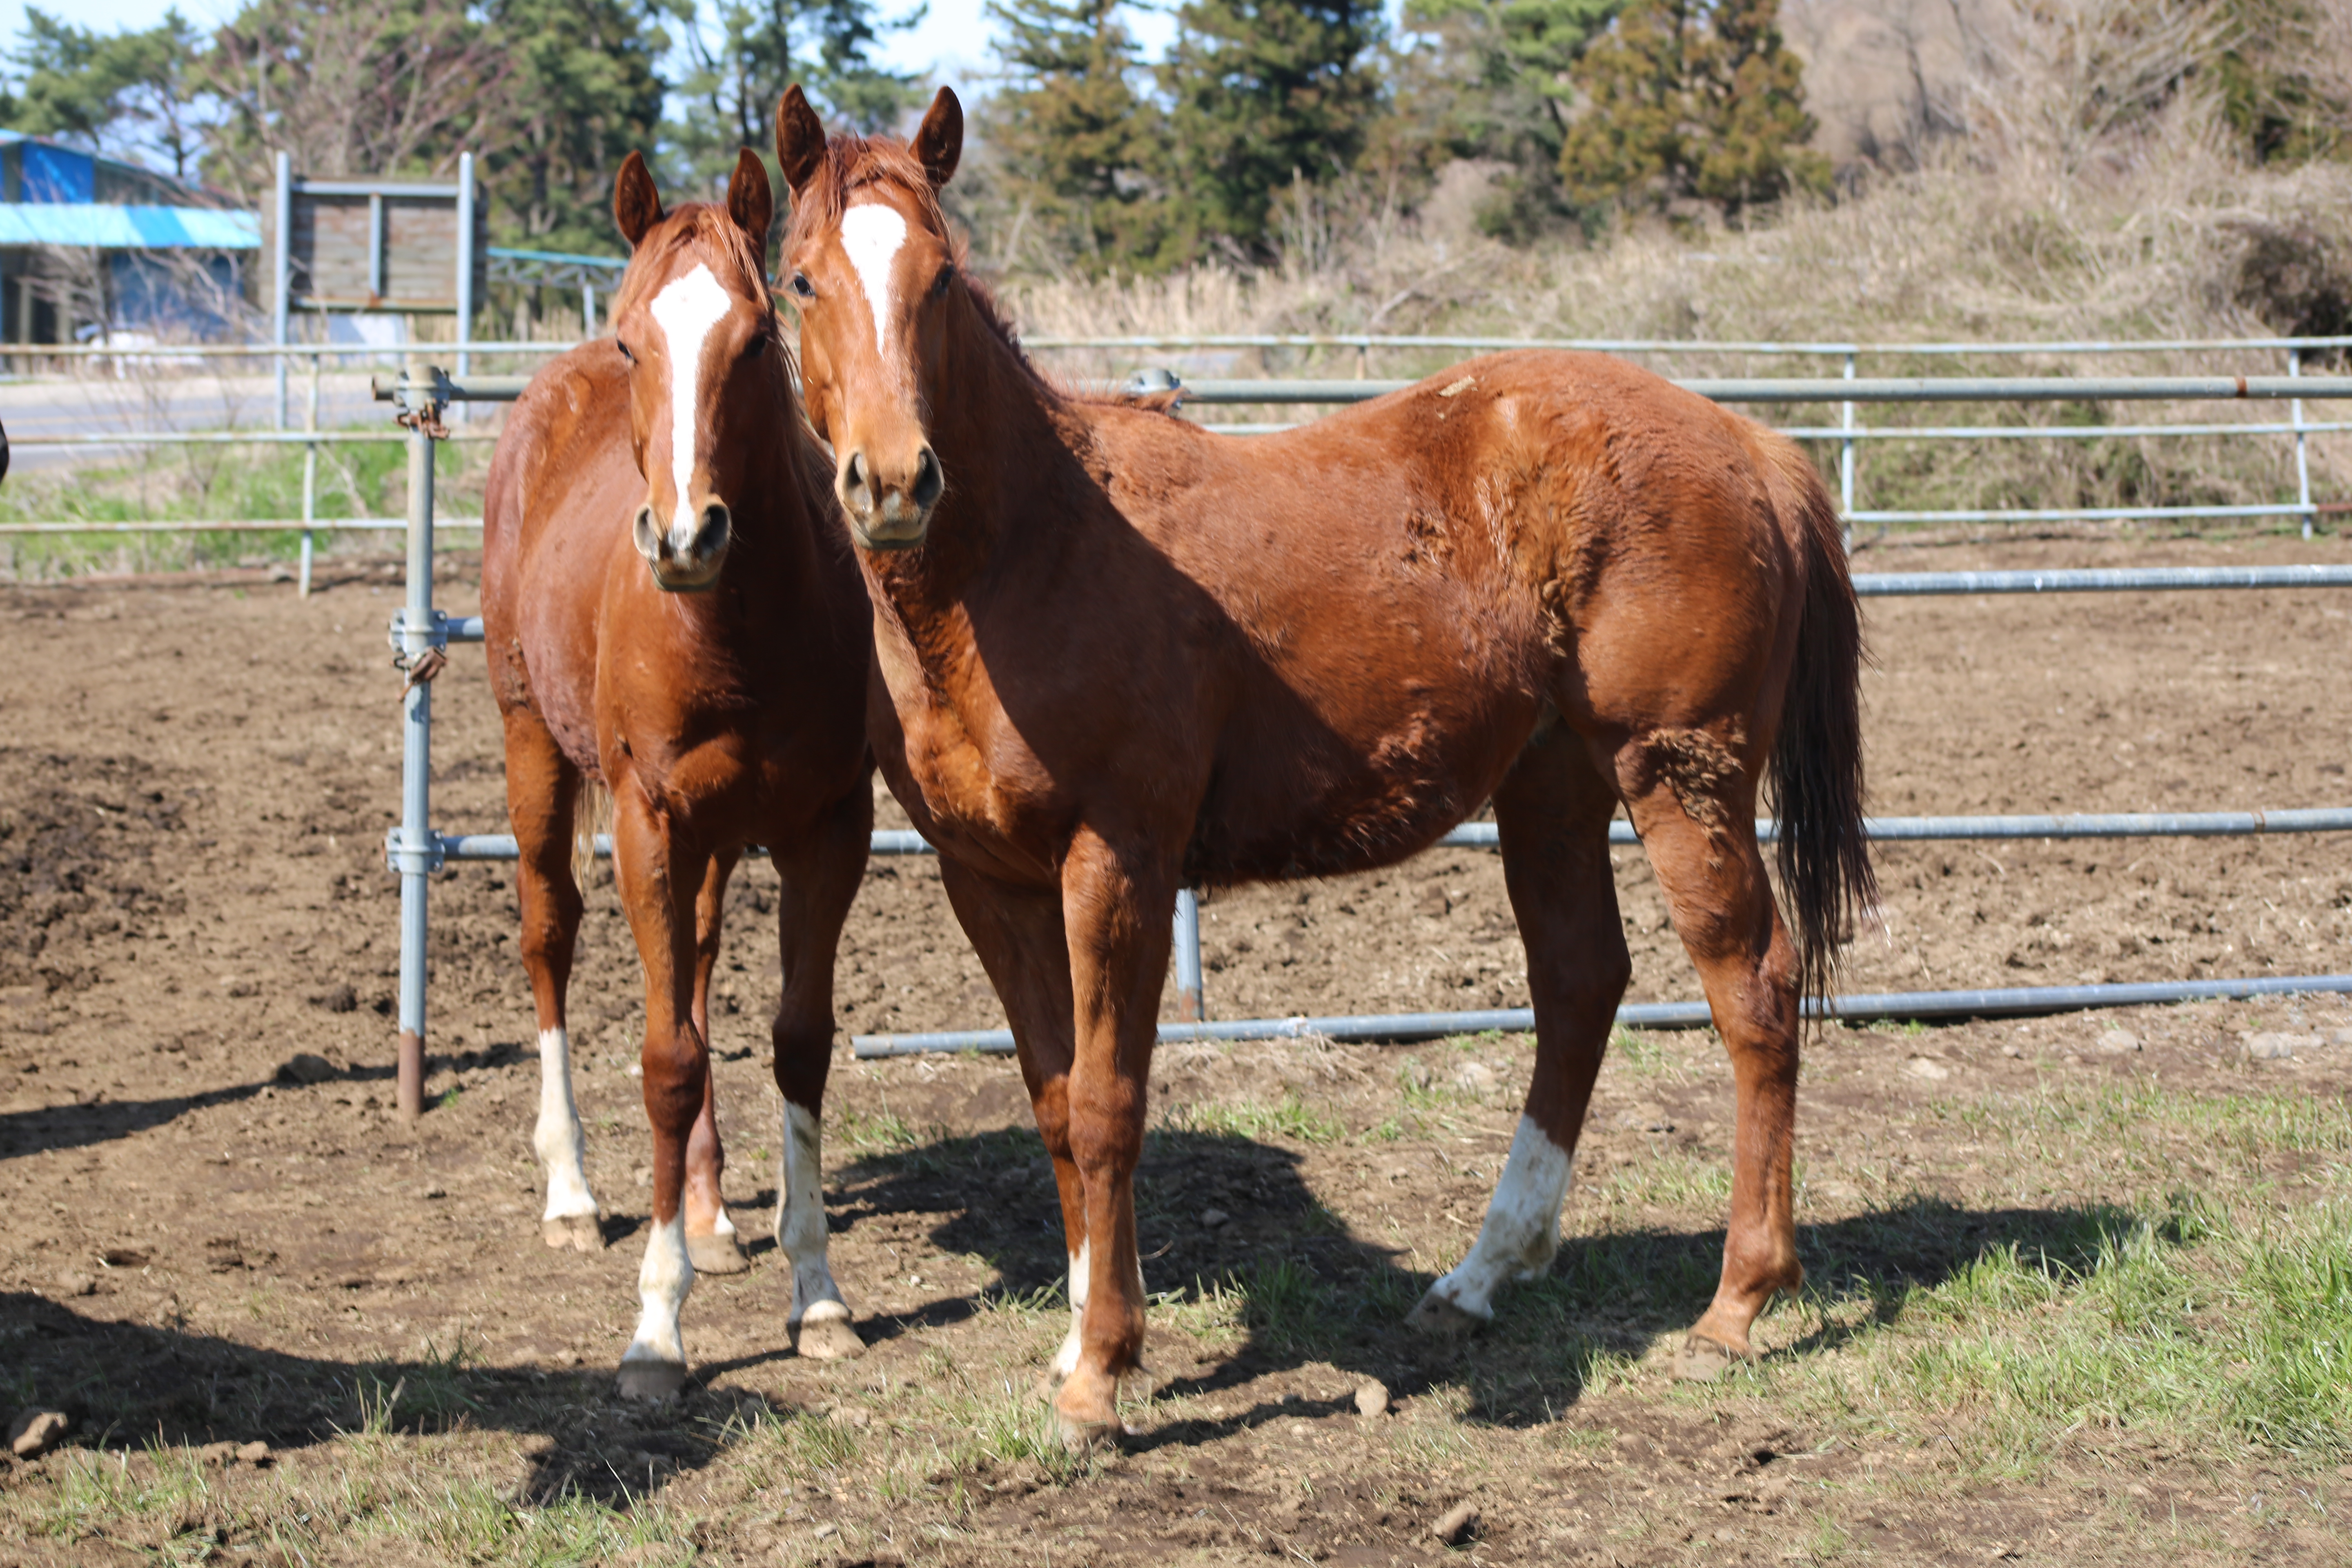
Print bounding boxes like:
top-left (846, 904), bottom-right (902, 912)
top-left (615, 1357), bottom-right (687, 1402)
top-left (1671, 1332), bottom-right (1751, 1383)
top-left (791, 1314), bottom-right (866, 1361)
top-left (1052, 1409), bottom-right (1127, 1451)
top-left (1404, 1289), bottom-right (1484, 1338)
top-left (542, 1214), bottom-right (604, 1253)
top-left (686, 1231), bottom-right (748, 1275)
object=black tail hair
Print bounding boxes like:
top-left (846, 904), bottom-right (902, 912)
top-left (1766, 453), bottom-right (1878, 1008)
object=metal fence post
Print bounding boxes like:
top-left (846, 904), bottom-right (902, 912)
top-left (272, 153), bottom-right (292, 431)
top-left (299, 347), bottom-right (321, 595)
top-left (2291, 346), bottom-right (2314, 539)
top-left (1840, 350), bottom-right (1857, 550)
top-left (387, 363), bottom-right (447, 1120)
top-left (454, 153), bottom-right (476, 428)
top-left (1174, 887), bottom-right (1205, 1022)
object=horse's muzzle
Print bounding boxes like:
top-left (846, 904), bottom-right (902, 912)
top-left (837, 445), bottom-right (942, 550)
top-left (634, 501), bottom-right (732, 592)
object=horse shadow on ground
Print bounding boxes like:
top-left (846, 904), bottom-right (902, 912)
top-left (828, 1126), bottom-right (2165, 1441)
top-left (2, 1126), bottom-right (2162, 1513)
top-left (0, 1287), bottom-right (780, 1510)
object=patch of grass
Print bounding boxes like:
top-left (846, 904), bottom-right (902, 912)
top-left (1167, 1090), bottom-right (1344, 1145)
top-left (1752, 1193), bottom-right (2352, 1473)
top-left (834, 1102), bottom-right (921, 1154)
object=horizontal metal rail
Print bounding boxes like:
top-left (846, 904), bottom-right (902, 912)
top-left (1175, 375), bottom-right (2352, 405)
top-left (8, 430), bottom-right (494, 447)
top-left (851, 973), bottom-right (2352, 1056)
top-left (11, 334), bottom-right (2352, 365)
top-left (0, 518), bottom-right (484, 536)
top-left (430, 808), bottom-right (2352, 867)
top-left (1853, 565), bottom-right (2352, 593)
top-left (1022, 333), bottom-right (2352, 358)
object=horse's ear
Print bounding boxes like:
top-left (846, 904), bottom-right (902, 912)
top-left (775, 85), bottom-right (827, 200)
top-left (614, 151), bottom-right (663, 249)
top-left (911, 87), bottom-right (962, 189)
top-left (726, 147), bottom-right (774, 256)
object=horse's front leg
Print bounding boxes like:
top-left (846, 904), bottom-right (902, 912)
top-left (936, 860), bottom-right (1091, 1379)
top-left (610, 779), bottom-right (708, 1401)
top-left (767, 788), bottom-right (871, 1360)
top-left (684, 847), bottom-right (749, 1275)
top-left (1053, 829), bottom-right (1174, 1445)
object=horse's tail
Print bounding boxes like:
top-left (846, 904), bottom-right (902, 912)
top-left (571, 780), bottom-right (613, 893)
top-left (1763, 443), bottom-right (1877, 1009)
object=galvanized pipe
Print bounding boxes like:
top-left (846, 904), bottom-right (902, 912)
top-left (1021, 332), bottom-right (2352, 357)
top-left (434, 806), bottom-right (2352, 866)
top-left (0, 518), bottom-right (484, 536)
top-left (387, 368), bottom-right (444, 1121)
top-left (1853, 565), bottom-right (2352, 594)
top-left (851, 973), bottom-right (2352, 1056)
top-left (1173, 375), bottom-right (2352, 405)
top-left (1174, 888), bottom-right (1205, 1022)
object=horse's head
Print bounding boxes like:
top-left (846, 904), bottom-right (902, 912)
top-left (775, 84), bottom-right (962, 551)
top-left (608, 147), bottom-right (782, 592)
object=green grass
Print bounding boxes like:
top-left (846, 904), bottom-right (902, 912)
top-left (0, 424), bottom-right (493, 579)
top-left (1749, 1193), bottom-right (2352, 1473)
top-left (1164, 1089), bottom-right (1345, 1145)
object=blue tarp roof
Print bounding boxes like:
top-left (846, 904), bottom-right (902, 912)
top-left (0, 203), bottom-right (260, 249)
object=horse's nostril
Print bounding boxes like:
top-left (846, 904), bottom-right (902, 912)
top-left (695, 503), bottom-right (731, 557)
top-left (912, 447), bottom-right (943, 508)
top-left (633, 505), bottom-right (661, 558)
top-left (844, 451), bottom-right (868, 494)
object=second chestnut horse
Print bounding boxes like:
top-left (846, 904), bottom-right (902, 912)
top-left (482, 149), bottom-right (872, 1397)
top-left (777, 87), bottom-right (1874, 1441)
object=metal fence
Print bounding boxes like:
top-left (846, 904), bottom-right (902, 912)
top-left (348, 354), bottom-right (2352, 1104)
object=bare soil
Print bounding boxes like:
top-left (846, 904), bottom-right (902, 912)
top-left (1, 527), bottom-right (2348, 1564)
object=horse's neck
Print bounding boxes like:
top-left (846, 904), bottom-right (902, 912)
top-left (893, 311), bottom-right (1086, 601)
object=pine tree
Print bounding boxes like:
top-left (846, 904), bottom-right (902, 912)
top-left (5, 8), bottom-right (205, 178)
top-left (1385, 0), bottom-right (1617, 237)
top-left (1557, 0), bottom-right (1824, 221)
top-left (668, 0), bottom-right (921, 201)
top-left (980, 0), bottom-right (1169, 272)
top-left (482, 0), bottom-right (668, 253)
top-left (1158, 0), bottom-right (1385, 261)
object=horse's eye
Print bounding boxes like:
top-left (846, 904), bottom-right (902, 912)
top-left (745, 334), bottom-right (769, 358)
top-left (616, 339), bottom-right (635, 365)
top-left (791, 273), bottom-right (815, 299)
top-left (930, 266), bottom-right (954, 299)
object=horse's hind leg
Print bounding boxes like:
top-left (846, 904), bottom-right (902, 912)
top-left (684, 848), bottom-right (748, 1276)
top-left (1615, 727), bottom-right (1804, 1379)
top-left (767, 790), bottom-right (871, 1360)
top-left (1411, 723), bottom-right (1628, 1332)
top-left (503, 710), bottom-right (602, 1253)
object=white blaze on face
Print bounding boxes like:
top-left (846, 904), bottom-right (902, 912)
top-left (839, 203), bottom-right (909, 359)
top-left (622, 1213), bottom-right (693, 1369)
top-left (647, 262), bottom-right (733, 540)
top-left (775, 1100), bottom-right (850, 1326)
top-left (532, 1027), bottom-right (597, 1223)
top-left (1419, 1115), bottom-right (1573, 1321)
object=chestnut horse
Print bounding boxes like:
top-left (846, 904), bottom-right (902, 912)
top-left (777, 86), bottom-right (1873, 1442)
top-left (481, 149), bottom-right (873, 1398)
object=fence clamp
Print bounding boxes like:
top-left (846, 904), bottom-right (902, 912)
top-left (391, 366), bottom-right (452, 440)
top-left (384, 826), bottom-right (447, 877)
top-left (388, 607), bottom-right (453, 688)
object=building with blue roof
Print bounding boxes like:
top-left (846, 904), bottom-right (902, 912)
top-left (0, 131), bottom-right (261, 345)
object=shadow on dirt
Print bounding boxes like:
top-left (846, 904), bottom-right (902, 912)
top-left (0, 1043), bottom-right (539, 1163)
top-left (0, 1289), bottom-right (777, 1508)
top-left (833, 1128), bottom-right (2164, 1436)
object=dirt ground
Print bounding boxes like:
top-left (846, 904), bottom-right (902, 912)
top-left (1, 526), bottom-right (2349, 1564)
